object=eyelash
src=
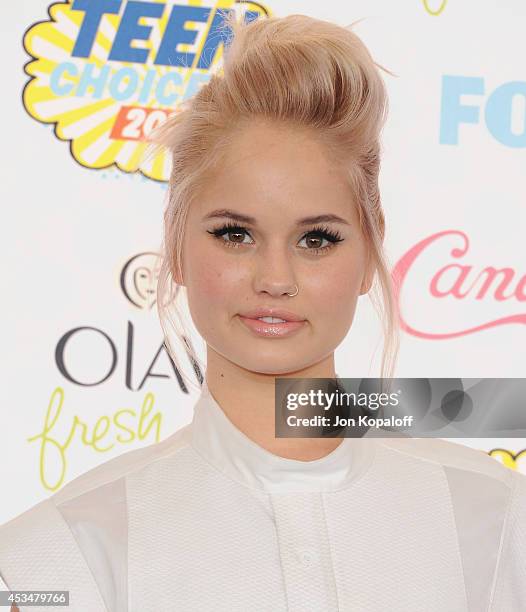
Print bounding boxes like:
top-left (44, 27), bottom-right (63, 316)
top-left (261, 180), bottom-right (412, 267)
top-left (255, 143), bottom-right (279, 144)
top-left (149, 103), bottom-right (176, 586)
top-left (207, 222), bottom-right (344, 255)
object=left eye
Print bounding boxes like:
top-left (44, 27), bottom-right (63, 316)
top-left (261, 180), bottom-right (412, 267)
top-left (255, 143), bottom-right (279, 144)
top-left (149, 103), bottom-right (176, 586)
top-left (299, 233), bottom-right (330, 249)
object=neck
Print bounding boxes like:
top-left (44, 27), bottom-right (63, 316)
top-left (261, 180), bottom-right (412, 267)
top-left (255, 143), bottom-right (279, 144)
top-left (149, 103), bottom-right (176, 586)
top-left (205, 347), bottom-right (343, 461)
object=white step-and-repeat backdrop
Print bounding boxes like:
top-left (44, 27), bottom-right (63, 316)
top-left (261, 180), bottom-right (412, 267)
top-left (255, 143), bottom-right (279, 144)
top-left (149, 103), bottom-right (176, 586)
top-left (3, 0), bottom-right (525, 524)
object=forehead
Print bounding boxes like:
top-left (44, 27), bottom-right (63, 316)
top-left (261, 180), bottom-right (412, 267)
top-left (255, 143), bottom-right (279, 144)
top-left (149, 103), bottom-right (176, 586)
top-left (195, 120), bottom-right (359, 225)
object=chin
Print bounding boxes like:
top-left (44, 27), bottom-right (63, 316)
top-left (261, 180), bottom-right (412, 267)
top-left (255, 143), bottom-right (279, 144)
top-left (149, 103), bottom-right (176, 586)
top-left (234, 354), bottom-right (318, 377)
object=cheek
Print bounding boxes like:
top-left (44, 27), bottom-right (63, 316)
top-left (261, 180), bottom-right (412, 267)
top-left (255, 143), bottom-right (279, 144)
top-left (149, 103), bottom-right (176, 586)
top-left (186, 241), bottom-right (246, 305)
top-left (307, 252), bottom-right (365, 330)
top-left (310, 258), bottom-right (364, 304)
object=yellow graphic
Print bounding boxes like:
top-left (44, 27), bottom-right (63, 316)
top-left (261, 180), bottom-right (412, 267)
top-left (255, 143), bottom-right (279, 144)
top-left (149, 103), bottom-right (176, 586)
top-left (27, 387), bottom-right (163, 492)
top-left (23, 1), bottom-right (270, 182)
top-left (489, 448), bottom-right (526, 472)
top-left (422, 0), bottom-right (448, 16)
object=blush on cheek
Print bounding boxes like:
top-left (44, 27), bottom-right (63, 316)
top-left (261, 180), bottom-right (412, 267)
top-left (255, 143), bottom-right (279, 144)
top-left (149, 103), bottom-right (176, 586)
top-left (312, 266), bottom-right (357, 300)
top-left (194, 259), bottom-right (247, 302)
top-left (196, 265), bottom-right (225, 298)
top-left (332, 281), bottom-right (359, 302)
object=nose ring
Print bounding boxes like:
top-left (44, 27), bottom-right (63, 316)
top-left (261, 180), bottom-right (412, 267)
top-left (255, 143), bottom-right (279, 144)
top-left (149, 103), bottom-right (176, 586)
top-left (286, 284), bottom-right (299, 297)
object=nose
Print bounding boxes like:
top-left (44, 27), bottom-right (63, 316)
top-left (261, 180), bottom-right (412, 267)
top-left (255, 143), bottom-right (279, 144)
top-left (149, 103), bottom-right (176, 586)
top-left (252, 245), bottom-right (297, 298)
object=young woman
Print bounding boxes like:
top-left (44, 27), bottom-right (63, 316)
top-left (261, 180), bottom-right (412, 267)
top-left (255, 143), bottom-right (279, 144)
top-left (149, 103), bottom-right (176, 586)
top-left (1, 13), bottom-right (525, 612)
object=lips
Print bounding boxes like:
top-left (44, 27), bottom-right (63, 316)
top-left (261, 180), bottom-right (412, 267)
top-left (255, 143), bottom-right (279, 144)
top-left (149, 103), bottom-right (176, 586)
top-left (237, 314), bottom-right (306, 338)
top-left (238, 308), bottom-right (305, 323)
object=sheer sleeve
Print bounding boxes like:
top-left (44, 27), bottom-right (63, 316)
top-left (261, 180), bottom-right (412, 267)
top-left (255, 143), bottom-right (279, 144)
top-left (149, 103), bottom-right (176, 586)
top-left (0, 499), bottom-right (108, 612)
top-left (490, 469), bottom-right (526, 610)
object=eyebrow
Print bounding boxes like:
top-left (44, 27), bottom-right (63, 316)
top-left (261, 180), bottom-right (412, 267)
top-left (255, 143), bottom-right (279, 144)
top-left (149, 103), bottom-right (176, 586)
top-left (202, 209), bottom-right (351, 226)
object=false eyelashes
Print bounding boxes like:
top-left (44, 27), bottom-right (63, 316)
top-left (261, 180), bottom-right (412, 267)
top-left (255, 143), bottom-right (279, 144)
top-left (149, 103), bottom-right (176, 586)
top-left (207, 222), bottom-right (344, 255)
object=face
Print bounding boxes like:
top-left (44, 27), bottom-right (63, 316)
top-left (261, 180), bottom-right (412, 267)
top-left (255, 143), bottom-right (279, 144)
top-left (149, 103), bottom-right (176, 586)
top-left (176, 119), bottom-right (374, 375)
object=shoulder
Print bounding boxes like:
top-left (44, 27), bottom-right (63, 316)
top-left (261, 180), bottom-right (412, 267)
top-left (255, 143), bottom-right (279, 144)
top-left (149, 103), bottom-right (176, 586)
top-left (498, 464), bottom-right (526, 525)
top-left (376, 437), bottom-right (514, 486)
top-left (490, 468), bottom-right (526, 608)
top-left (0, 422), bottom-right (192, 540)
top-left (0, 424), bottom-right (193, 609)
top-left (51, 422), bottom-right (192, 506)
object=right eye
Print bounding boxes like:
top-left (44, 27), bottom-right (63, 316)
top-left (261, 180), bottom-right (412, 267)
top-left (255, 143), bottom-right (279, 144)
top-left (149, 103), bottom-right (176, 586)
top-left (207, 224), bottom-right (254, 249)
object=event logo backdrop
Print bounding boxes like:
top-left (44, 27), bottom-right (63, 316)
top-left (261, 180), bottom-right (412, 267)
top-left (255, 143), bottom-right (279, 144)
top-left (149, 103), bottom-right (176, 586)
top-left (23, 0), bottom-right (270, 180)
top-left (3, 0), bottom-right (524, 524)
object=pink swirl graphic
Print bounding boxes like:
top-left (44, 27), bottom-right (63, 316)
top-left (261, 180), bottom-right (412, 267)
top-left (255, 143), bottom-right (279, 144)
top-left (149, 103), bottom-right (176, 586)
top-left (392, 230), bottom-right (526, 339)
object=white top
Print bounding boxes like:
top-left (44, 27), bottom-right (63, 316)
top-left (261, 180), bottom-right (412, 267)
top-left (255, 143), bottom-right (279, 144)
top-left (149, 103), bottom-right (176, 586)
top-left (0, 379), bottom-right (525, 611)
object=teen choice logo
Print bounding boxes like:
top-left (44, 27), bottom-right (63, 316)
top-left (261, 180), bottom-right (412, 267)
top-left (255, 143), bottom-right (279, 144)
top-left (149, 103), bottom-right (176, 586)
top-left (22, 0), bottom-right (270, 182)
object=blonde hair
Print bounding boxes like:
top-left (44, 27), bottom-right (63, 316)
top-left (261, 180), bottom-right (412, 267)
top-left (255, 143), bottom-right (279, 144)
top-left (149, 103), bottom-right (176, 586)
top-left (146, 11), bottom-right (400, 393)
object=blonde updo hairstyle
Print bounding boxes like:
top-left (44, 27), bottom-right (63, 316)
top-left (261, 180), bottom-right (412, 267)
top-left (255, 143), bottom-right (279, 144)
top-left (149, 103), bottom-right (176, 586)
top-left (146, 11), bottom-right (400, 393)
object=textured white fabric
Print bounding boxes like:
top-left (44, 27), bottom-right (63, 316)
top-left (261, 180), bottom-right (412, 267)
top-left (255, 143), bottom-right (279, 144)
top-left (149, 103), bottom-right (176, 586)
top-left (0, 378), bottom-right (525, 611)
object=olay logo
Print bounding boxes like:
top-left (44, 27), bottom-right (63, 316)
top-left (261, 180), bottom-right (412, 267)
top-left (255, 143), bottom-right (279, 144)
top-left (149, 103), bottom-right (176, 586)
top-left (392, 230), bottom-right (524, 339)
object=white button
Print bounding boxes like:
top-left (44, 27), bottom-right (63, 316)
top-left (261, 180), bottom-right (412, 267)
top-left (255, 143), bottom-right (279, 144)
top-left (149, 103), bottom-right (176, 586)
top-left (297, 548), bottom-right (319, 567)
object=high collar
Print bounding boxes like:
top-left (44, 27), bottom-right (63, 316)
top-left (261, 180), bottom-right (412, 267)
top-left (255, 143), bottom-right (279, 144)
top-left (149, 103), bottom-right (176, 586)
top-left (189, 378), bottom-right (377, 494)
